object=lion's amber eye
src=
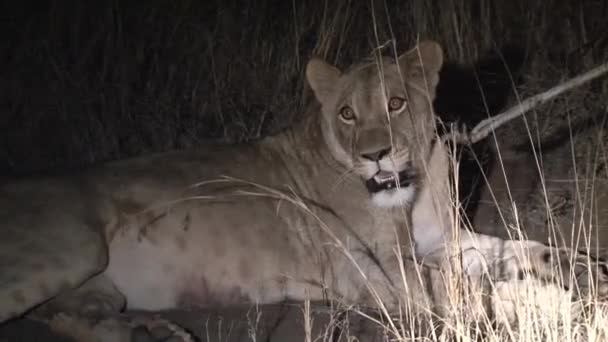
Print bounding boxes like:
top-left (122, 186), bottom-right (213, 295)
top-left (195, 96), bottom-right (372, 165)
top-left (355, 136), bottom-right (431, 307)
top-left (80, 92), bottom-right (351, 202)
top-left (388, 97), bottom-right (406, 112)
top-left (339, 106), bottom-right (356, 122)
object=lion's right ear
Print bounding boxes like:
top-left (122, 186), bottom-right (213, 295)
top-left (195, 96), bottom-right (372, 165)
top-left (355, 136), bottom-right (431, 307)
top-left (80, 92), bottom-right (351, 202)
top-left (399, 40), bottom-right (443, 89)
top-left (306, 58), bottom-right (342, 106)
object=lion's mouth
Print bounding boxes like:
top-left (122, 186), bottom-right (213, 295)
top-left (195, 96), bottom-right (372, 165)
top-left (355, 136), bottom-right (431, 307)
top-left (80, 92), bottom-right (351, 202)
top-left (365, 170), bottom-right (416, 193)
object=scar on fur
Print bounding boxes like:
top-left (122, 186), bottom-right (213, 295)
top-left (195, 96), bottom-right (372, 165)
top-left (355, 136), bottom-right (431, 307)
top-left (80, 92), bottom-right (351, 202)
top-left (106, 213), bottom-right (129, 241)
top-left (182, 213), bottom-right (191, 232)
top-left (136, 212), bottom-right (167, 242)
top-left (174, 235), bottom-right (188, 251)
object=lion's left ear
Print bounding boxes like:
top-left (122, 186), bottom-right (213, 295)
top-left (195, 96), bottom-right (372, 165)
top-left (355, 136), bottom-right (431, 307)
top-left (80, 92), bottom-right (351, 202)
top-left (399, 40), bottom-right (443, 89)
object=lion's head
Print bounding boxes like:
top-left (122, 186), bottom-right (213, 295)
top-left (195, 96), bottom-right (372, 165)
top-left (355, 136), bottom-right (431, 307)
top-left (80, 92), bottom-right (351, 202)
top-left (306, 41), bottom-right (444, 207)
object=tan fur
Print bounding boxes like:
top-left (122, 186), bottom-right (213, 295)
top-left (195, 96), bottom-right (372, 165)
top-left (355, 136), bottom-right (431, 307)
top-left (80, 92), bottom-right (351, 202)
top-left (0, 41), bottom-right (606, 338)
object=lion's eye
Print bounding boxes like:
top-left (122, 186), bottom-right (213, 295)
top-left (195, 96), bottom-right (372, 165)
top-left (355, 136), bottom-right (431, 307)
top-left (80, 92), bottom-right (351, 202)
top-left (388, 97), bottom-right (406, 112)
top-left (338, 106), bottom-right (356, 123)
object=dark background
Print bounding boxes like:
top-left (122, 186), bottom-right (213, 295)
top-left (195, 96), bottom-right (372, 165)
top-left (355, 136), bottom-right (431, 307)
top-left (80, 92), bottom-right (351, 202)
top-left (1, 0), bottom-right (607, 177)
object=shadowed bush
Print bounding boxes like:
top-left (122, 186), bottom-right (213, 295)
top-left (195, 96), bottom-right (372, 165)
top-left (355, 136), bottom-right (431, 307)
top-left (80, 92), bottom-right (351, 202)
top-left (1, 0), bottom-right (606, 177)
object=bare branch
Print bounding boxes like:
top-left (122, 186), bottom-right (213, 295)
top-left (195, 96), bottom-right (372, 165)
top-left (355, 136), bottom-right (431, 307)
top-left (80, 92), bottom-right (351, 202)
top-left (443, 62), bottom-right (608, 145)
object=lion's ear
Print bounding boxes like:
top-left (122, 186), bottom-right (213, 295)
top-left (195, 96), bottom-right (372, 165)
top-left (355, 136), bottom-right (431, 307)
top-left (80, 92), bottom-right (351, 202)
top-left (306, 58), bottom-right (342, 106)
top-left (399, 40), bottom-right (443, 89)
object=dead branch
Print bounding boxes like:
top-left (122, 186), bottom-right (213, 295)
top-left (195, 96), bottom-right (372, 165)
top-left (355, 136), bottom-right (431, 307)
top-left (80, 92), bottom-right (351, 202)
top-left (443, 62), bottom-right (608, 145)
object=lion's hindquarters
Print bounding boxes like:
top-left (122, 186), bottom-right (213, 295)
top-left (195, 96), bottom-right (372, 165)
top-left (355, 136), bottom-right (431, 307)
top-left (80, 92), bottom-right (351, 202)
top-left (0, 182), bottom-right (107, 321)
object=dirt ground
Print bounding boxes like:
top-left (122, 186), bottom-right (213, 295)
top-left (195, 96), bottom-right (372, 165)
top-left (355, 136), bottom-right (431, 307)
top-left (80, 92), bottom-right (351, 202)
top-left (0, 304), bottom-right (391, 342)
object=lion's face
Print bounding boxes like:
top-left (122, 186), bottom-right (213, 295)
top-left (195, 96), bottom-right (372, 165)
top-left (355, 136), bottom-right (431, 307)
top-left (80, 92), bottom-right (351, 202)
top-left (306, 41), bottom-right (443, 207)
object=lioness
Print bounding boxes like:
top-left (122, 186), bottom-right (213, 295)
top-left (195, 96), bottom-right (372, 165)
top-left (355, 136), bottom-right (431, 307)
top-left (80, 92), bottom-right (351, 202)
top-left (0, 41), bottom-right (606, 340)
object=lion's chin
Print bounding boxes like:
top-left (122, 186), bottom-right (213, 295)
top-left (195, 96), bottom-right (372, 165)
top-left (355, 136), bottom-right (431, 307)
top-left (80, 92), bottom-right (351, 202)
top-left (371, 187), bottom-right (416, 208)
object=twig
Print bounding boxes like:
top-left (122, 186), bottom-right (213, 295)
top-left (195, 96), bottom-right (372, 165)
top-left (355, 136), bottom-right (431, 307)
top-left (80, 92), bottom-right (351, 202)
top-left (444, 62), bottom-right (608, 145)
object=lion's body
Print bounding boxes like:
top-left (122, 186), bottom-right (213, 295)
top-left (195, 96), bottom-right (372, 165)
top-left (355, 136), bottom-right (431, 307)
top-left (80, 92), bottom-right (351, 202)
top-left (0, 42), bottom-right (450, 323)
top-left (1, 41), bottom-right (606, 341)
top-left (99, 134), bottom-right (406, 310)
top-left (0, 91), bottom-right (421, 321)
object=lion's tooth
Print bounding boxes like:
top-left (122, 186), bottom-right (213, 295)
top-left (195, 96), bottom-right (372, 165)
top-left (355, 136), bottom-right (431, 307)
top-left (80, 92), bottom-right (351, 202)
top-left (374, 172), bottom-right (395, 184)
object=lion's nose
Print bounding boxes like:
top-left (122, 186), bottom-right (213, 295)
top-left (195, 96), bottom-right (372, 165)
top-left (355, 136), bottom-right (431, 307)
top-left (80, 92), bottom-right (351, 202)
top-left (361, 147), bottom-right (391, 161)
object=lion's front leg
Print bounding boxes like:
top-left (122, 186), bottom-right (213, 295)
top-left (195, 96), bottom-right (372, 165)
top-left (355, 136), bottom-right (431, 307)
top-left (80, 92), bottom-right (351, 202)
top-left (410, 141), bottom-right (608, 317)
top-left (405, 231), bottom-right (608, 328)
top-left (427, 231), bottom-right (608, 303)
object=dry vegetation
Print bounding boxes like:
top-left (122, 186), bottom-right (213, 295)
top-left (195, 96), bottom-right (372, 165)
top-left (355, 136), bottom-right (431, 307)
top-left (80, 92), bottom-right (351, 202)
top-left (2, 0), bottom-right (604, 176)
top-left (1, 0), bottom-right (608, 341)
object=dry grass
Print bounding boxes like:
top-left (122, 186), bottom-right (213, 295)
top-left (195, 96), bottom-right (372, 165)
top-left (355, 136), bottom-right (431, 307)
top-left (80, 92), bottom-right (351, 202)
top-left (2, 0), bottom-right (605, 175)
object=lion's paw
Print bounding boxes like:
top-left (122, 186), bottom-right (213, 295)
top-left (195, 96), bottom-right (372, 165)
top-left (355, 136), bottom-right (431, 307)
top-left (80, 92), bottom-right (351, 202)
top-left (46, 312), bottom-right (197, 342)
top-left (521, 244), bottom-right (608, 299)
top-left (128, 316), bottom-right (197, 342)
